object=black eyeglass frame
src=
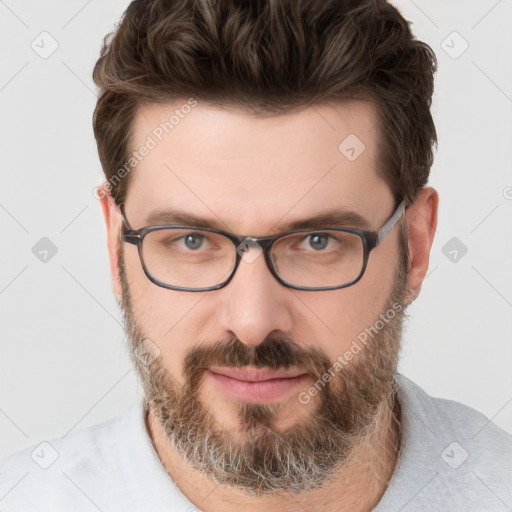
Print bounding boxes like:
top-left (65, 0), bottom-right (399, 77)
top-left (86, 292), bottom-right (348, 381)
top-left (121, 200), bottom-right (406, 292)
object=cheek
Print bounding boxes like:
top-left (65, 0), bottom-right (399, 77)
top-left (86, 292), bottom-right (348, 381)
top-left (361, 232), bottom-right (403, 305)
top-left (124, 249), bottom-right (202, 378)
top-left (294, 286), bottom-right (375, 362)
top-left (296, 244), bottom-right (400, 362)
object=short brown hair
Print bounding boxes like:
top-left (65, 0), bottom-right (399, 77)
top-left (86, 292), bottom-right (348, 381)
top-left (93, 0), bottom-right (437, 209)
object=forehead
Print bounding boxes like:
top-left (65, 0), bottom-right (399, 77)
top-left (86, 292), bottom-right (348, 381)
top-left (124, 99), bottom-right (393, 235)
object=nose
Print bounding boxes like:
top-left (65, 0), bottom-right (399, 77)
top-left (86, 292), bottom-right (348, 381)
top-left (217, 246), bottom-right (293, 347)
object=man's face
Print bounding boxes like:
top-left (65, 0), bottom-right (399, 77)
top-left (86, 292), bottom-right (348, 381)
top-left (116, 100), bottom-right (407, 494)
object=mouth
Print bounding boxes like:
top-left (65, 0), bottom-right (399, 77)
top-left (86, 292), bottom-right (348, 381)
top-left (206, 366), bottom-right (309, 403)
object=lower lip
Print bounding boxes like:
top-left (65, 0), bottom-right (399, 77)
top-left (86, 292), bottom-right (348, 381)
top-left (206, 370), bottom-right (309, 403)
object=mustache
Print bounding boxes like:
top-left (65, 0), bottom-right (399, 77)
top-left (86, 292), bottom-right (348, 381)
top-left (183, 335), bottom-right (333, 388)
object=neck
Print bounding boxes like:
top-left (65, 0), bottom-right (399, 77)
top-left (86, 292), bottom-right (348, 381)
top-left (145, 392), bottom-right (401, 512)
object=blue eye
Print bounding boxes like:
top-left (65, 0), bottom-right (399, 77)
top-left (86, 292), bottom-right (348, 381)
top-left (307, 233), bottom-right (330, 251)
top-left (182, 233), bottom-right (204, 250)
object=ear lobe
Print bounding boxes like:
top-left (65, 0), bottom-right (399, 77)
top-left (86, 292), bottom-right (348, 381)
top-left (98, 184), bottom-right (123, 301)
top-left (403, 187), bottom-right (439, 305)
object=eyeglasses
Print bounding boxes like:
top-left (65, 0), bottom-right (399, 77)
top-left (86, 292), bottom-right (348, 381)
top-left (121, 201), bottom-right (405, 292)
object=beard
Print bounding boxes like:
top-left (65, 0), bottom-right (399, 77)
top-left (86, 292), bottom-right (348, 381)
top-left (118, 244), bottom-right (408, 496)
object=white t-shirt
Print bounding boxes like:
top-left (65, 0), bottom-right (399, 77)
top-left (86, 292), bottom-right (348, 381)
top-left (1, 374), bottom-right (511, 511)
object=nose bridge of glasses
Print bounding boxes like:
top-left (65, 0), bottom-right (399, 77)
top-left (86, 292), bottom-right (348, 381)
top-left (228, 234), bottom-right (286, 294)
top-left (235, 235), bottom-right (275, 250)
top-left (232, 235), bottom-right (276, 268)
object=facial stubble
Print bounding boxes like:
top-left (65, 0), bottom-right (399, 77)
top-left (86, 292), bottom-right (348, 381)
top-left (118, 244), bottom-right (407, 495)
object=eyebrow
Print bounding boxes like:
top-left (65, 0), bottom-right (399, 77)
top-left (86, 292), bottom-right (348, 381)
top-left (144, 208), bottom-right (372, 233)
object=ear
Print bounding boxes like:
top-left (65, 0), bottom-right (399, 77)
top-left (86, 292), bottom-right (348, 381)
top-left (404, 186), bottom-right (439, 305)
top-left (98, 183), bottom-right (123, 303)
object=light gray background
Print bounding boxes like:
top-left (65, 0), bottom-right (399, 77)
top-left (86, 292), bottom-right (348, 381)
top-left (1, 0), bottom-right (511, 459)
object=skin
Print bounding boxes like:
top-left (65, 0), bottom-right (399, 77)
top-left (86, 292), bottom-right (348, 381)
top-left (99, 99), bottom-right (438, 512)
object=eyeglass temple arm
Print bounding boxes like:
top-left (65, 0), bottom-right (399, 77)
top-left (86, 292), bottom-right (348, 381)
top-left (375, 200), bottom-right (406, 246)
top-left (117, 205), bottom-right (140, 245)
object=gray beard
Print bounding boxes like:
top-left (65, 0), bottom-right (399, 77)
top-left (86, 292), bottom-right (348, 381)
top-left (119, 246), bottom-right (406, 495)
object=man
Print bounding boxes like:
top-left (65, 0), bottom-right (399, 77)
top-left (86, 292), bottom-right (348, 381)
top-left (1, 0), bottom-right (510, 510)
